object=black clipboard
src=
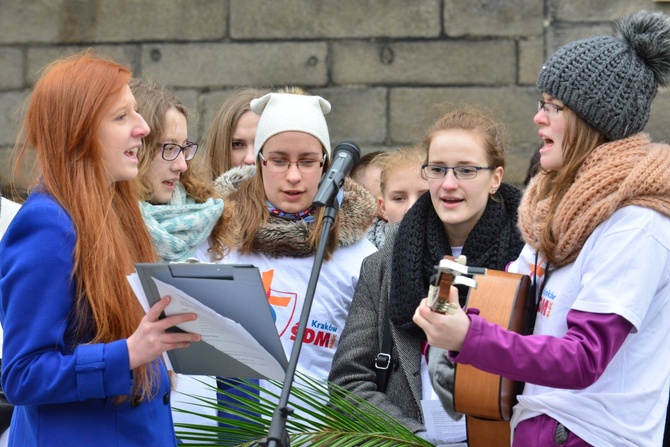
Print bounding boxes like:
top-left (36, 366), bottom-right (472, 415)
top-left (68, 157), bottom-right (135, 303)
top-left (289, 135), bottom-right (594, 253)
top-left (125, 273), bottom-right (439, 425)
top-left (135, 263), bottom-right (288, 380)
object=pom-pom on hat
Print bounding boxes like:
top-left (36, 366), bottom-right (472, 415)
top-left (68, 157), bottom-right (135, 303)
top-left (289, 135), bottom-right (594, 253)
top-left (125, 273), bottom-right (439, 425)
top-left (251, 92), bottom-right (332, 159)
top-left (537, 10), bottom-right (670, 141)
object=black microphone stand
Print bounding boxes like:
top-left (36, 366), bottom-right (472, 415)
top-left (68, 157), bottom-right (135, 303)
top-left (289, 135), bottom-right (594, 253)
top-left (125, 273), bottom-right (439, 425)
top-left (259, 195), bottom-right (339, 447)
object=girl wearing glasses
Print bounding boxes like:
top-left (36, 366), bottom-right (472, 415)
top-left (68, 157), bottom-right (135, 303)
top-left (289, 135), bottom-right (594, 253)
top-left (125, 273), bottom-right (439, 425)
top-left (0, 52), bottom-right (200, 447)
top-left (201, 89), bottom-right (377, 420)
top-left (415, 10), bottom-right (670, 446)
top-left (129, 77), bottom-right (235, 435)
top-left (329, 107), bottom-right (524, 445)
top-left (130, 77), bottom-right (232, 264)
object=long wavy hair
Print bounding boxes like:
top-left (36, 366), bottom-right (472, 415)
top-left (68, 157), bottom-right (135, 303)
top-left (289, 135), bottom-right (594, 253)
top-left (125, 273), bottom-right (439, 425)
top-left (200, 87), bottom-right (270, 181)
top-left (13, 51), bottom-right (159, 400)
top-left (130, 77), bottom-right (233, 260)
top-left (533, 108), bottom-right (608, 262)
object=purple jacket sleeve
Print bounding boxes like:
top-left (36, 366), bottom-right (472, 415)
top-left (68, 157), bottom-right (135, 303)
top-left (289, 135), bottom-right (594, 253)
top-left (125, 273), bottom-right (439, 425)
top-left (450, 309), bottom-right (632, 389)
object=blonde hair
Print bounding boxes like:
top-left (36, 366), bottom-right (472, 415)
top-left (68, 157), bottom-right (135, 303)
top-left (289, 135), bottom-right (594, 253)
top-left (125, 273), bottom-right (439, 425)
top-left (376, 145), bottom-right (427, 195)
top-left (274, 85), bottom-right (309, 95)
top-left (350, 150), bottom-right (384, 186)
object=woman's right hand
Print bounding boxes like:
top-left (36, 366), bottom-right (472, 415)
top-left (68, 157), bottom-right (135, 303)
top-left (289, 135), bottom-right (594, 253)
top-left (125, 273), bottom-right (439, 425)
top-left (126, 296), bottom-right (201, 369)
top-left (413, 286), bottom-right (470, 352)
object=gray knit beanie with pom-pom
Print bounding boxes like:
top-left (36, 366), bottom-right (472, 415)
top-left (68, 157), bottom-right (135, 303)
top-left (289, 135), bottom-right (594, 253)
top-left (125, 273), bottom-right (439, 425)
top-left (537, 10), bottom-right (670, 141)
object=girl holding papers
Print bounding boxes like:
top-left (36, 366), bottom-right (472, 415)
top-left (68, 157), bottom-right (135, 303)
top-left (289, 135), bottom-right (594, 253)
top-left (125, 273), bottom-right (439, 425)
top-left (0, 52), bottom-right (199, 447)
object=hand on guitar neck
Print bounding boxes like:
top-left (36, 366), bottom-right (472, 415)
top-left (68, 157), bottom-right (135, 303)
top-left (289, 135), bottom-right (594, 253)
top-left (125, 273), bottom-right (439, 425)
top-left (413, 255), bottom-right (472, 352)
top-left (426, 256), bottom-right (460, 315)
top-left (414, 248), bottom-right (531, 447)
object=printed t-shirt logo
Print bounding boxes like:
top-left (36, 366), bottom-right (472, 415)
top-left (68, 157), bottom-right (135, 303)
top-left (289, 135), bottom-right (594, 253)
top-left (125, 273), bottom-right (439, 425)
top-left (261, 268), bottom-right (340, 349)
top-left (262, 269), bottom-right (297, 337)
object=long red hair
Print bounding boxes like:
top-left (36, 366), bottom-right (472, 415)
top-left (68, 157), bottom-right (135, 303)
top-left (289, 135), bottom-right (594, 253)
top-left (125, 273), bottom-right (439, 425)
top-left (13, 51), bottom-right (159, 400)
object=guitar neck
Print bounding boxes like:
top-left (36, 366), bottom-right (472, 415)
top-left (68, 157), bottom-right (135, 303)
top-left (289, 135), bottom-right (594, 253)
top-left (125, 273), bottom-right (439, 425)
top-left (428, 256), bottom-right (455, 314)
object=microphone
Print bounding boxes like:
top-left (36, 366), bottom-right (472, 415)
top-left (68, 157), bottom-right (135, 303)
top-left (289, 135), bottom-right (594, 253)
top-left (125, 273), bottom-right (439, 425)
top-left (313, 141), bottom-right (361, 207)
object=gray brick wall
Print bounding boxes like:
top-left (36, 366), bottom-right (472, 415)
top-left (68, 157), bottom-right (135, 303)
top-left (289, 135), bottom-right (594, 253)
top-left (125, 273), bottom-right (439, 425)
top-left (1, 0), bottom-right (669, 189)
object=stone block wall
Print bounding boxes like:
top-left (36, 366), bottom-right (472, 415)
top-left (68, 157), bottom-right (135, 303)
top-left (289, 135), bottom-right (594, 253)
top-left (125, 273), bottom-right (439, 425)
top-left (1, 0), bottom-right (669, 190)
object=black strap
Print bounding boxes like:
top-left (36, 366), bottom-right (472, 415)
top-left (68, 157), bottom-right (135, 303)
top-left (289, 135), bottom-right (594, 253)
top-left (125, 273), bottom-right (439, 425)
top-left (525, 250), bottom-right (550, 334)
top-left (374, 317), bottom-right (393, 392)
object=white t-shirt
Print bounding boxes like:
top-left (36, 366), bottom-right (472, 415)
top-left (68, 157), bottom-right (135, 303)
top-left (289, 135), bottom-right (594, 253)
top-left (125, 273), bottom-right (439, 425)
top-left (0, 197), bottom-right (21, 359)
top-left (218, 238), bottom-right (377, 383)
top-left (510, 206), bottom-right (670, 446)
top-left (170, 374), bottom-right (218, 432)
top-left (0, 195), bottom-right (21, 444)
top-left (197, 237), bottom-right (376, 419)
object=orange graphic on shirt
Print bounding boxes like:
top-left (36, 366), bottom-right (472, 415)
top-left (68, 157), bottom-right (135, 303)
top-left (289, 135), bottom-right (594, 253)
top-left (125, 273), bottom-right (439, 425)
top-left (261, 269), bottom-right (298, 337)
top-left (260, 269), bottom-right (338, 348)
top-left (262, 270), bottom-right (291, 307)
top-left (530, 260), bottom-right (546, 278)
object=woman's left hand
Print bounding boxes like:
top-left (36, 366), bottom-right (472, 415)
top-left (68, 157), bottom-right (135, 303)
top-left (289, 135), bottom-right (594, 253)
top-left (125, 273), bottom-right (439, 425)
top-left (413, 285), bottom-right (471, 352)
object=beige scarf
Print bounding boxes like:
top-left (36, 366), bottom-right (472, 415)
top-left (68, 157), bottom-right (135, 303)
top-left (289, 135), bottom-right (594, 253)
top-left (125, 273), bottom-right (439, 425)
top-left (518, 134), bottom-right (670, 267)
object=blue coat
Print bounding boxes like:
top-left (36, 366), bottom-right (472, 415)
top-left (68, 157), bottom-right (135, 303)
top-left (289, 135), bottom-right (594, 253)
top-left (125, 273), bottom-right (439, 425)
top-left (0, 192), bottom-right (177, 447)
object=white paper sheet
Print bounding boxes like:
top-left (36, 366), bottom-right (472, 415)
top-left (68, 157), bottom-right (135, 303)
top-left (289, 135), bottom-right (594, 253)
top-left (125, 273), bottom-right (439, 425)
top-left (127, 273), bottom-right (285, 380)
top-left (421, 399), bottom-right (467, 444)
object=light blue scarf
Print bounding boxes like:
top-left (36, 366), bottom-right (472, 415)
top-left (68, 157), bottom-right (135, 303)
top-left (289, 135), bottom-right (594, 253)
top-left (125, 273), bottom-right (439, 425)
top-left (140, 183), bottom-right (224, 262)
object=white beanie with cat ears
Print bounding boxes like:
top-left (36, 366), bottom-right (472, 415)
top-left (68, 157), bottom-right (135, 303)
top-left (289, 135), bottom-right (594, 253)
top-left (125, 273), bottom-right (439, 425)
top-left (251, 92), bottom-right (332, 159)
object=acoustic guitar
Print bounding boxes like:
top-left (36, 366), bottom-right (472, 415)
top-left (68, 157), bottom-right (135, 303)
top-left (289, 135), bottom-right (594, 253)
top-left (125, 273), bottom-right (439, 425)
top-left (429, 257), bottom-right (531, 447)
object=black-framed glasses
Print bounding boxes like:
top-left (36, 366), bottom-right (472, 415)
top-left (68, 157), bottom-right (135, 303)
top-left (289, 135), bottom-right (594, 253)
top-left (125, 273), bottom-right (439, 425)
top-left (421, 164), bottom-right (493, 180)
top-left (160, 142), bottom-right (198, 161)
top-left (537, 100), bottom-right (564, 116)
top-left (258, 152), bottom-right (326, 173)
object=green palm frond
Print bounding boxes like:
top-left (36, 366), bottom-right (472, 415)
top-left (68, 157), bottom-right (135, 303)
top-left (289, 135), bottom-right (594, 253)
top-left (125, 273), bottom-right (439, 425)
top-left (173, 372), bottom-right (434, 446)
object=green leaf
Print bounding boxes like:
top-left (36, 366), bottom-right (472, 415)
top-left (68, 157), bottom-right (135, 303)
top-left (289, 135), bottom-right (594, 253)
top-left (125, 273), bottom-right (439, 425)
top-left (173, 372), bottom-right (434, 446)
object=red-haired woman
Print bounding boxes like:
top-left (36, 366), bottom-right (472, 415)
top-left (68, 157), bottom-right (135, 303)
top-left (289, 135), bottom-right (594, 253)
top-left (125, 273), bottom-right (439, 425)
top-left (0, 52), bottom-right (200, 446)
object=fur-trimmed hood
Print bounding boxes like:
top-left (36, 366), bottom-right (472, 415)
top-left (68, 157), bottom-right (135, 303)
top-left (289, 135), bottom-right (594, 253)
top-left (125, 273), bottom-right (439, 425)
top-left (214, 166), bottom-right (376, 258)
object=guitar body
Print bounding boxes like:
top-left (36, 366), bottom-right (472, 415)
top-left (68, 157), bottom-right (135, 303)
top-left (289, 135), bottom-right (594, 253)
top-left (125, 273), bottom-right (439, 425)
top-left (453, 270), bottom-right (531, 447)
top-left (466, 417), bottom-right (511, 447)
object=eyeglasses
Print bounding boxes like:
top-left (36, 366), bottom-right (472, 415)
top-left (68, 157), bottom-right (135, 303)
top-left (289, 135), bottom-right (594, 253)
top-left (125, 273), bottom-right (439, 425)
top-left (537, 100), bottom-right (564, 117)
top-left (259, 152), bottom-right (326, 173)
top-left (421, 164), bottom-right (493, 180)
top-left (160, 142), bottom-right (198, 161)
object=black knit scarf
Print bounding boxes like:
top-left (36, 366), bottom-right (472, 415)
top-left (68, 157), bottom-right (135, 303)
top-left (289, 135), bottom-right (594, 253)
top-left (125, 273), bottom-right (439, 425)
top-left (389, 183), bottom-right (524, 339)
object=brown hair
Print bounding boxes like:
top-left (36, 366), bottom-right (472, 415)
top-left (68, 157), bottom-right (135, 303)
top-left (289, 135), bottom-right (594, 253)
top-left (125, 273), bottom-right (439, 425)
top-left (13, 51), bottom-right (158, 400)
top-left (200, 87), bottom-right (270, 181)
top-left (350, 150), bottom-right (384, 185)
top-left (225, 85), bottom-right (340, 259)
top-left (534, 108), bottom-right (607, 260)
top-left (421, 107), bottom-right (508, 170)
top-left (225, 156), bottom-right (340, 260)
top-left (130, 77), bottom-right (232, 260)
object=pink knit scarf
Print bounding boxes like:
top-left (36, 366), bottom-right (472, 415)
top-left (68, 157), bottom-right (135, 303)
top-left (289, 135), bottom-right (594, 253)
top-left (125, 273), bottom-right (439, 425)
top-left (518, 134), bottom-right (670, 267)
